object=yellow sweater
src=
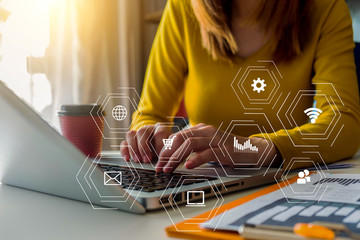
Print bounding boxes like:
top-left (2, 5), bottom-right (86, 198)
top-left (132, 0), bottom-right (360, 169)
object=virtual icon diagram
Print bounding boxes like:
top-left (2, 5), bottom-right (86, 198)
top-left (297, 169), bottom-right (311, 184)
top-left (304, 108), bottom-right (322, 124)
top-left (186, 191), bottom-right (206, 207)
top-left (104, 171), bottom-right (122, 185)
top-left (234, 137), bottom-right (259, 153)
top-left (112, 105), bottom-right (127, 121)
top-left (251, 77), bottom-right (266, 93)
top-left (163, 136), bottom-right (176, 150)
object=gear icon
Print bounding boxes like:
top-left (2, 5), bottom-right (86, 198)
top-left (251, 78), bottom-right (266, 93)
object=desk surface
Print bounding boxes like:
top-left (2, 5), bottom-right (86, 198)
top-left (0, 157), bottom-right (359, 240)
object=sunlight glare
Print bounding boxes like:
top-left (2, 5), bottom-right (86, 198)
top-left (0, 0), bottom-right (56, 111)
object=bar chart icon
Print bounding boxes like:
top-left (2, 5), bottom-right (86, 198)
top-left (234, 137), bottom-right (258, 153)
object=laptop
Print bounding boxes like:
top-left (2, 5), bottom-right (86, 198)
top-left (0, 81), bottom-right (279, 214)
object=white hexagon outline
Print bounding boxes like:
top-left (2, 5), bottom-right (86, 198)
top-left (101, 95), bottom-right (137, 131)
top-left (276, 83), bottom-right (344, 147)
top-left (274, 152), bottom-right (330, 203)
top-left (172, 179), bottom-right (221, 221)
top-left (87, 152), bottom-right (139, 200)
top-left (284, 160), bottom-right (322, 195)
top-left (89, 154), bottom-right (141, 198)
top-left (75, 148), bottom-right (142, 210)
top-left (158, 169), bottom-right (226, 232)
top-left (231, 60), bottom-right (282, 110)
top-left (168, 168), bottom-right (227, 221)
top-left (161, 182), bottom-right (223, 231)
top-left (90, 87), bottom-right (144, 139)
top-left (148, 124), bottom-right (184, 160)
top-left (286, 91), bottom-right (339, 137)
top-left (221, 123), bottom-right (270, 167)
top-left (139, 117), bottom-right (194, 169)
top-left (239, 68), bottom-right (277, 102)
top-left (208, 119), bottom-right (279, 177)
top-left (289, 93), bottom-right (335, 135)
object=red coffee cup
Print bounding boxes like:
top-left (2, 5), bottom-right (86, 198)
top-left (58, 104), bottom-right (105, 158)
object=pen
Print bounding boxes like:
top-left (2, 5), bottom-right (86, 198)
top-left (239, 223), bottom-right (309, 240)
top-left (238, 222), bottom-right (356, 240)
top-left (289, 164), bottom-right (355, 172)
top-left (308, 164), bottom-right (356, 171)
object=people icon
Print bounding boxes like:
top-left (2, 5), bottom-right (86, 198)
top-left (297, 169), bottom-right (310, 184)
top-left (304, 169), bottom-right (310, 183)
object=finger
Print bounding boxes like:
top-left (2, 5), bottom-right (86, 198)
top-left (126, 130), bottom-right (141, 162)
top-left (155, 132), bottom-right (188, 172)
top-left (184, 148), bottom-right (225, 169)
top-left (175, 124), bottom-right (217, 140)
top-left (194, 123), bottom-right (207, 128)
top-left (136, 126), bottom-right (154, 163)
top-left (181, 122), bottom-right (207, 132)
top-left (120, 140), bottom-right (130, 161)
top-left (153, 125), bottom-right (172, 155)
top-left (158, 125), bottom-right (217, 160)
top-left (156, 135), bottom-right (193, 172)
top-left (162, 137), bottom-right (212, 173)
top-left (157, 134), bottom-right (185, 164)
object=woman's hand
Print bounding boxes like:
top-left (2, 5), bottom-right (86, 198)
top-left (155, 123), bottom-right (280, 173)
top-left (120, 124), bottom-right (172, 163)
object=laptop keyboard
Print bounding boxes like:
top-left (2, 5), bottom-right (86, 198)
top-left (98, 163), bottom-right (217, 192)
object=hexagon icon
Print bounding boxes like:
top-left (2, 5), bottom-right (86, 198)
top-left (100, 94), bottom-right (136, 130)
top-left (89, 155), bottom-right (141, 199)
top-left (231, 60), bottom-right (281, 110)
top-left (91, 87), bottom-right (143, 139)
top-left (209, 118), bottom-right (280, 177)
top-left (76, 152), bottom-right (142, 210)
top-left (274, 152), bottom-right (330, 203)
top-left (287, 91), bottom-right (340, 138)
top-left (275, 83), bottom-right (344, 146)
top-left (172, 179), bottom-right (222, 220)
top-left (138, 117), bottom-right (193, 168)
top-left (158, 171), bottom-right (225, 232)
top-left (222, 122), bottom-right (270, 166)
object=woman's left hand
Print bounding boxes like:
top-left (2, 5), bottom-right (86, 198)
top-left (155, 123), bottom-right (281, 173)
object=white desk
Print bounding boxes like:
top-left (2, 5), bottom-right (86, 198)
top-left (0, 157), bottom-right (358, 240)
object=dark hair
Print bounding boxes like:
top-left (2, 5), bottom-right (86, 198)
top-left (191, 0), bottom-right (313, 62)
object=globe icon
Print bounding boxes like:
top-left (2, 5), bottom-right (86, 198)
top-left (112, 105), bottom-right (127, 121)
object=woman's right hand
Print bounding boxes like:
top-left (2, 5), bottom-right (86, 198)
top-left (120, 124), bottom-right (172, 163)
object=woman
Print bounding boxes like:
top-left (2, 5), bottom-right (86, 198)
top-left (120, 0), bottom-right (360, 173)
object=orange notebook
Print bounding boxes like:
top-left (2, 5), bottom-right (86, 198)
top-left (165, 177), bottom-right (298, 240)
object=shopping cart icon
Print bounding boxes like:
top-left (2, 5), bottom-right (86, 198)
top-left (163, 136), bottom-right (176, 150)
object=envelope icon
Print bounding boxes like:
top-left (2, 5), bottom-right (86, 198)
top-left (104, 171), bottom-right (122, 186)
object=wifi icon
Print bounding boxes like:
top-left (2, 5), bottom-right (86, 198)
top-left (304, 108), bottom-right (322, 124)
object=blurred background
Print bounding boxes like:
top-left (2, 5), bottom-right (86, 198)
top-left (0, 0), bottom-right (167, 149)
top-left (0, 0), bottom-right (358, 150)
